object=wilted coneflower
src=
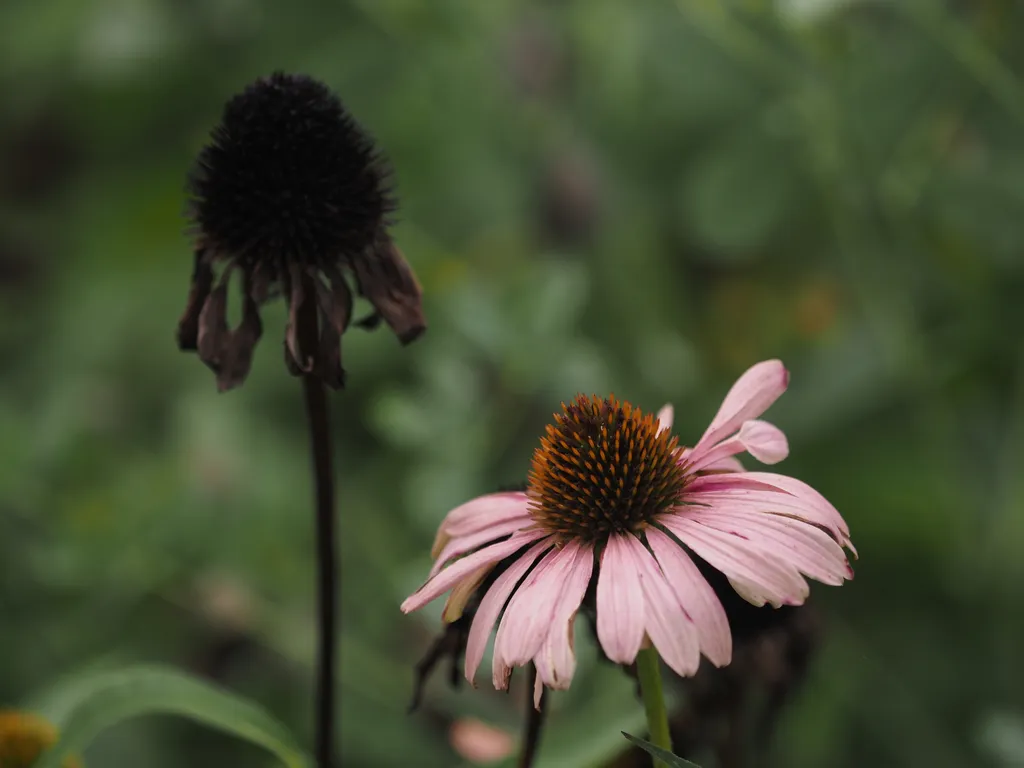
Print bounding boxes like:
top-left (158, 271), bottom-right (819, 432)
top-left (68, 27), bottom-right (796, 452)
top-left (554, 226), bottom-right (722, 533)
top-left (177, 71), bottom-right (424, 391)
top-left (177, 73), bottom-right (426, 768)
top-left (402, 360), bottom-right (854, 759)
top-left (0, 709), bottom-right (82, 768)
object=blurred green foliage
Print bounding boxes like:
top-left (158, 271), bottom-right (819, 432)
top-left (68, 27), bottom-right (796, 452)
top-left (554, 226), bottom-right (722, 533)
top-left (2, 0), bottom-right (1024, 766)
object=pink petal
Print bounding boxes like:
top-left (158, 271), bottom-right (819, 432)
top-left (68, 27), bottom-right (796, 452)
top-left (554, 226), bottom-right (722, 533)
top-left (736, 420), bottom-right (788, 464)
top-left (431, 493), bottom-right (531, 557)
top-left (706, 456), bottom-right (745, 472)
top-left (686, 507), bottom-right (852, 585)
top-left (492, 543), bottom-right (587, 685)
top-left (681, 446), bottom-right (745, 473)
top-left (646, 528), bottom-right (731, 667)
top-left (533, 672), bottom-right (544, 710)
top-left (402, 529), bottom-right (547, 614)
top-left (430, 515), bottom-right (532, 578)
top-left (596, 534), bottom-right (646, 664)
top-left (656, 404), bottom-right (674, 433)
top-left (684, 472), bottom-right (853, 550)
top-left (534, 542), bottom-right (594, 693)
top-left (627, 535), bottom-right (701, 677)
top-left (686, 420), bottom-right (787, 473)
top-left (661, 516), bottom-right (809, 608)
top-left (689, 360), bottom-right (789, 464)
top-left (464, 541), bottom-right (551, 683)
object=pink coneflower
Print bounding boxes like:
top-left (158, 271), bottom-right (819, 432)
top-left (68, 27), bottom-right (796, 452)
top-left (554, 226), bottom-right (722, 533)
top-left (401, 360), bottom-right (855, 705)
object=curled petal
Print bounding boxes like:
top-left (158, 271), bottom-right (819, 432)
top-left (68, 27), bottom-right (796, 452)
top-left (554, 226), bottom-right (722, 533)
top-left (737, 420), bottom-right (788, 464)
top-left (284, 264), bottom-right (314, 375)
top-left (690, 360), bottom-right (788, 464)
top-left (215, 271), bottom-right (263, 392)
top-left (351, 235), bottom-right (426, 345)
top-left (177, 248), bottom-right (214, 351)
top-left (314, 271), bottom-right (353, 390)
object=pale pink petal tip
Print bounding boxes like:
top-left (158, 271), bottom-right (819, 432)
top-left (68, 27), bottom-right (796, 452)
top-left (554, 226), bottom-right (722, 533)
top-left (656, 404), bottom-right (674, 433)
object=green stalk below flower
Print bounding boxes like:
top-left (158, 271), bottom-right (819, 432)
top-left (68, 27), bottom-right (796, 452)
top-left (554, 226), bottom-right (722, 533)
top-left (635, 647), bottom-right (673, 768)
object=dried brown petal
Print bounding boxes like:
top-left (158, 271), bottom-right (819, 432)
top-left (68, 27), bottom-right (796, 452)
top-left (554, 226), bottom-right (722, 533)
top-left (314, 271), bottom-right (353, 390)
top-left (284, 263), bottom-right (315, 375)
top-left (197, 271), bottom-right (230, 374)
top-left (177, 248), bottom-right (215, 351)
top-left (215, 273), bottom-right (264, 391)
top-left (351, 235), bottom-right (426, 345)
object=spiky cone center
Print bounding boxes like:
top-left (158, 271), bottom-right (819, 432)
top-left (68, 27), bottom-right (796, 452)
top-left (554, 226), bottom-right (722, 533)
top-left (526, 395), bottom-right (688, 543)
top-left (0, 711), bottom-right (81, 768)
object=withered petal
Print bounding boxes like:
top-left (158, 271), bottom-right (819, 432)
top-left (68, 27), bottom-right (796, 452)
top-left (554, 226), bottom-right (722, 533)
top-left (351, 235), bottom-right (426, 345)
top-left (176, 249), bottom-right (215, 351)
top-left (284, 263), bottom-right (315, 375)
top-left (196, 278), bottom-right (230, 374)
top-left (313, 272), bottom-right (353, 390)
top-left (215, 275), bottom-right (264, 392)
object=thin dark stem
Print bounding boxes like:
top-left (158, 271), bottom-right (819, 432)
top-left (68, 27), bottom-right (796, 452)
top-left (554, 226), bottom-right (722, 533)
top-left (519, 665), bottom-right (547, 768)
top-left (297, 282), bottom-right (337, 768)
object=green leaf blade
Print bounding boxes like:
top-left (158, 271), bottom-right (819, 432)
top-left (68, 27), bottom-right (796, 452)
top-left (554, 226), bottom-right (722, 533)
top-left (622, 732), bottom-right (702, 768)
top-left (31, 665), bottom-right (310, 768)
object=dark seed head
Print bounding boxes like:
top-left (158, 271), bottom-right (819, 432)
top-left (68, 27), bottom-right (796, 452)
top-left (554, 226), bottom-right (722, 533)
top-left (527, 395), bottom-right (688, 543)
top-left (188, 72), bottom-right (393, 269)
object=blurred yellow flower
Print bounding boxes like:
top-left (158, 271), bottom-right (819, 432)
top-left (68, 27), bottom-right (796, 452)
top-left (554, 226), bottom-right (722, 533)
top-left (0, 710), bottom-right (82, 768)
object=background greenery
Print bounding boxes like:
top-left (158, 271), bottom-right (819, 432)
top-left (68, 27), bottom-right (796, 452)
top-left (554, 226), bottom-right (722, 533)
top-left (2, 0), bottom-right (1023, 766)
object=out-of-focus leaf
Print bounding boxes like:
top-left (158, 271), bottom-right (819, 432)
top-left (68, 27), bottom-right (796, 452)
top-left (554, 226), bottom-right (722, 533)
top-left (30, 666), bottom-right (310, 768)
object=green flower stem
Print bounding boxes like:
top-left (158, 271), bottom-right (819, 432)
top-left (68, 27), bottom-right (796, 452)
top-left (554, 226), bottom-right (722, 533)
top-left (635, 647), bottom-right (672, 768)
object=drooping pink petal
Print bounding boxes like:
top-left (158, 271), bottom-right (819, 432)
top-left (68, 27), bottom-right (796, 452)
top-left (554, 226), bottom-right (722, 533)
top-left (736, 420), bottom-right (789, 464)
top-left (596, 533), bottom-right (646, 664)
top-left (431, 492), bottom-right (531, 557)
top-left (492, 542), bottom-right (586, 686)
top-left (402, 529), bottom-right (548, 614)
top-left (646, 528), bottom-right (731, 667)
top-left (534, 542), bottom-right (594, 696)
top-left (626, 534), bottom-right (701, 677)
top-left (685, 507), bottom-right (852, 585)
top-left (430, 515), bottom-right (532, 577)
top-left (533, 671), bottom-right (544, 709)
top-left (656, 404), bottom-right (674, 433)
top-left (684, 472), bottom-right (853, 552)
top-left (464, 541), bottom-right (551, 684)
top-left (689, 360), bottom-right (788, 465)
top-left (661, 516), bottom-right (809, 607)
